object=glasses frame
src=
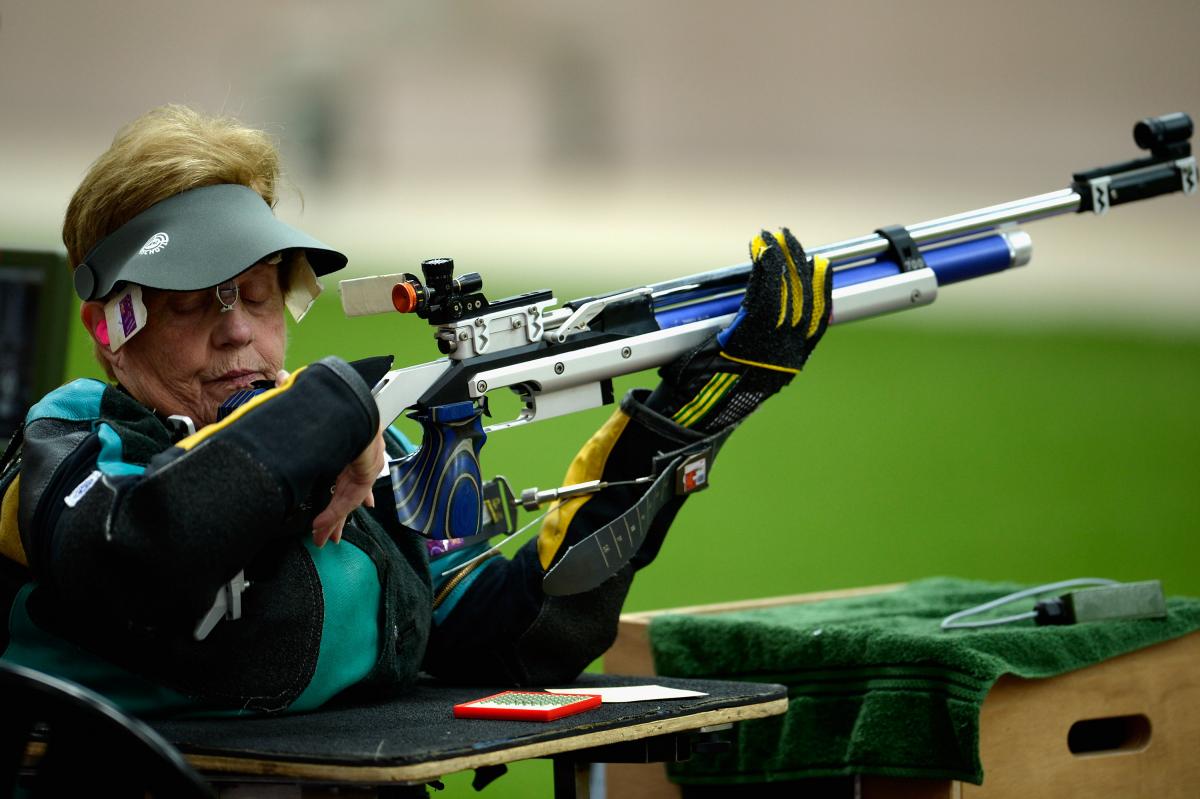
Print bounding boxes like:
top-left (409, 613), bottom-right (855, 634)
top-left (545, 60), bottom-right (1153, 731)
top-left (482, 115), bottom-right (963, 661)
top-left (215, 280), bottom-right (239, 313)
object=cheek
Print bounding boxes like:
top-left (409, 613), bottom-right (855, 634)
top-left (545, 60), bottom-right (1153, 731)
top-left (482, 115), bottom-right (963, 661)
top-left (154, 325), bottom-right (211, 376)
top-left (125, 325), bottom-right (191, 376)
top-left (256, 317), bottom-right (288, 367)
top-left (114, 326), bottom-right (210, 412)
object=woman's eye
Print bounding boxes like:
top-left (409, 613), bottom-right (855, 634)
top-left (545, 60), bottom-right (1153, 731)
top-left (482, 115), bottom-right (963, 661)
top-left (168, 292), bottom-right (208, 314)
top-left (241, 288), bottom-right (276, 306)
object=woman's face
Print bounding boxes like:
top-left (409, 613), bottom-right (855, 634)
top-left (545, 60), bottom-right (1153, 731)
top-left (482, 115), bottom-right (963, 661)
top-left (109, 262), bottom-right (287, 427)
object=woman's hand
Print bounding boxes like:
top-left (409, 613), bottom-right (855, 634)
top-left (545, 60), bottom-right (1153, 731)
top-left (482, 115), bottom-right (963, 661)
top-left (311, 427), bottom-right (384, 547)
top-left (276, 370), bottom-right (385, 547)
top-left (646, 228), bottom-right (831, 432)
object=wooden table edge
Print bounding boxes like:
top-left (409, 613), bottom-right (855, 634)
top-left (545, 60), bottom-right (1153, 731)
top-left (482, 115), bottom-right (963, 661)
top-left (181, 696), bottom-right (790, 784)
top-left (617, 583), bottom-right (906, 625)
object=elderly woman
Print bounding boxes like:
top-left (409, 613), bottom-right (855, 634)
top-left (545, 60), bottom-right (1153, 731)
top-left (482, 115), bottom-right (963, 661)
top-left (0, 106), bottom-right (829, 714)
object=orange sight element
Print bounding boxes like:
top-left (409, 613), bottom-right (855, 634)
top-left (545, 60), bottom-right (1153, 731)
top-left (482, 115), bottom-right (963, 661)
top-left (391, 281), bottom-right (419, 313)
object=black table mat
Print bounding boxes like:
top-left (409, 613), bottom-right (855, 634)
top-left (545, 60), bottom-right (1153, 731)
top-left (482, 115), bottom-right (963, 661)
top-left (152, 673), bottom-right (785, 767)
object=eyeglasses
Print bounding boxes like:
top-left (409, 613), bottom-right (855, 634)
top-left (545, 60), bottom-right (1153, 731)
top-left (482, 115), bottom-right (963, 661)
top-left (215, 280), bottom-right (239, 313)
top-left (216, 252), bottom-right (284, 312)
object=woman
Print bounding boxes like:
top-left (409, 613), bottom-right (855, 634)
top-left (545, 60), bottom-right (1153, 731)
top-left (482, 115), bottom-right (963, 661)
top-left (0, 105), bottom-right (829, 714)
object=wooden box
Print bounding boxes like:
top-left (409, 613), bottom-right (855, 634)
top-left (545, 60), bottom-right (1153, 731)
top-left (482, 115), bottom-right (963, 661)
top-left (603, 584), bottom-right (1200, 798)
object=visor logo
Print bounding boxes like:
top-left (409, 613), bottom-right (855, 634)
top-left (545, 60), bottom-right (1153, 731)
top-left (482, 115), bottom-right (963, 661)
top-left (139, 232), bottom-right (170, 255)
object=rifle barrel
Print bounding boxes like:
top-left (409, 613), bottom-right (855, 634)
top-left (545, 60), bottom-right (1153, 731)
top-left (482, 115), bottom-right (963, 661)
top-left (643, 188), bottom-right (1080, 304)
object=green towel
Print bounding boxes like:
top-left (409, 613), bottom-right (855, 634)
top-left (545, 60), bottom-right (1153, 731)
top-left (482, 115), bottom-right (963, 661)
top-left (648, 577), bottom-right (1200, 785)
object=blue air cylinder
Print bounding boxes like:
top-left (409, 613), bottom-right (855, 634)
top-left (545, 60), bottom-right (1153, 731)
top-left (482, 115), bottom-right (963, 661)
top-left (655, 232), bottom-right (1026, 329)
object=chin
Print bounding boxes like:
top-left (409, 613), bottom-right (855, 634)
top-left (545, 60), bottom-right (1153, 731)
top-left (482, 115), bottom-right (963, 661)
top-left (195, 398), bottom-right (227, 428)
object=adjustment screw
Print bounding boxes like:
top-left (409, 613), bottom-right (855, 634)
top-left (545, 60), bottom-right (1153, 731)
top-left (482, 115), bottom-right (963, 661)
top-left (475, 317), bottom-right (486, 327)
top-left (621, 346), bottom-right (632, 359)
top-left (910, 289), bottom-right (922, 303)
top-left (458, 330), bottom-right (470, 340)
top-left (476, 380), bottom-right (488, 393)
top-left (512, 317), bottom-right (524, 329)
top-left (554, 362), bottom-right (565, 375)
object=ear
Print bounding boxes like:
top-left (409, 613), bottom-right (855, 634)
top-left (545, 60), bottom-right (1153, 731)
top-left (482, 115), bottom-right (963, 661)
top-left (81, 301), bottom-right (110, 347)
top-left (80, 301), bottom-right (121, 374)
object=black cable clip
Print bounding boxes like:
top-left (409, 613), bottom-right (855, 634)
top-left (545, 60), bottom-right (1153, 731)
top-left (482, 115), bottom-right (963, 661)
top-left (874, 225), bottom-right (927, 273)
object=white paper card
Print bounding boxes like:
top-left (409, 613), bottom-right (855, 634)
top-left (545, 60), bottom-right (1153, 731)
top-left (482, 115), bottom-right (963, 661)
top-left (103, 284), bottom-right (148, 351)
top-left (545, 685), bottom-right (708, 703)
top-left (284, 255), bottom-right (324, 322)
top-left (338, 273), bottom-right (410, 317)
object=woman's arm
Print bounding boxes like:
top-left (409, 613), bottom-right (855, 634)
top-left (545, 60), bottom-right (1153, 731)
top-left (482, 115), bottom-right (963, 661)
top-left (19, 356), bottom-right (379, 634)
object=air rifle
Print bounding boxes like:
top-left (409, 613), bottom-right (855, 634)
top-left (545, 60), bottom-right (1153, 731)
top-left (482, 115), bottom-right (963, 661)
top-left (339, 113), bottom-right (1195, 592)
top-left (345, 113), bottom-right (1195, 431)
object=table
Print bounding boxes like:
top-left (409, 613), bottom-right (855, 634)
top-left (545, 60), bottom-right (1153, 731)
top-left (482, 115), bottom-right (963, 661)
top-left (151, 673), bottom-right (789, 798)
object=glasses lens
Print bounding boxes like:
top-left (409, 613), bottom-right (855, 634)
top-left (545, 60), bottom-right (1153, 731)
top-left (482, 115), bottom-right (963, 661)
top-left (216, 281), bottom-right (239, 309)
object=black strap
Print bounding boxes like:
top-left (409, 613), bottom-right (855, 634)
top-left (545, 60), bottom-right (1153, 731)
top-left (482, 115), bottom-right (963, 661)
top-left (875, 224), bottom-right (927, 273)
top-left (541, 425), bottom-right (734, 596)
top-left (620, 388), bottom-right (708, 446)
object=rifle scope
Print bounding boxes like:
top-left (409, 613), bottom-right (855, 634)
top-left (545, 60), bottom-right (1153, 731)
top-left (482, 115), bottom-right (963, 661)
top-left (391, 258), bottom-right (485, 323)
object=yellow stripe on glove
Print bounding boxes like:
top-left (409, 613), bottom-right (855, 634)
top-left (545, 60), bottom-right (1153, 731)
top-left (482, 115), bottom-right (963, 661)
top-left (673, 372), bottom-right (740, 428)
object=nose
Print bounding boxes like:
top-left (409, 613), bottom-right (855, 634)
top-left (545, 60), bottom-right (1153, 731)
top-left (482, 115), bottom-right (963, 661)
top-left (211, 305), bottom-right (255, 349)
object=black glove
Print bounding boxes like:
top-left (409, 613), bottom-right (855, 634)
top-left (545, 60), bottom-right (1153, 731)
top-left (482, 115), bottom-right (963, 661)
top-left (646, 228), bottom-right (831, 432)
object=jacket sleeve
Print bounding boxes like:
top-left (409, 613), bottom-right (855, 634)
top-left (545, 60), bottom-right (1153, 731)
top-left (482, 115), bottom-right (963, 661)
top-left (19, 356), bottom-right (379, 634)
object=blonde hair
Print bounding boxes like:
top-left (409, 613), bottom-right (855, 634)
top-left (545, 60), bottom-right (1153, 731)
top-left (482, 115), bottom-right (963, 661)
top-left (64, 104), bottom-right (281, 268)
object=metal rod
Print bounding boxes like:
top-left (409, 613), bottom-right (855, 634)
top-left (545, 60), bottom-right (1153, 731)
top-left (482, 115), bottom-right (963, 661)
top-left (645, 188), bottom-right (1082, 301)
top-left (897, 189), bottom-right (1080, 252)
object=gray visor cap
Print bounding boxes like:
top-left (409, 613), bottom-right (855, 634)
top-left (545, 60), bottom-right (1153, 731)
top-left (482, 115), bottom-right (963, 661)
top-left (73, 183), bottom-right (347, 300)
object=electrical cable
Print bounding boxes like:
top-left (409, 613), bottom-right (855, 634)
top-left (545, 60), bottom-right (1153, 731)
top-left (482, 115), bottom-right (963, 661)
top-left (940, 578), bottom-right (1120, 631)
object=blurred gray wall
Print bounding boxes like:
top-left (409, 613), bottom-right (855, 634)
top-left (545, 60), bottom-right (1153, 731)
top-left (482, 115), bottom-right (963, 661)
top-left (2, 0), bottom-right (1198, 325)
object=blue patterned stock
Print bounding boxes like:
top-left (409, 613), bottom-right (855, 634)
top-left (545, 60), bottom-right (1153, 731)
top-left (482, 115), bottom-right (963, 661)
top-left (390, 401), bottom-right (486, 540)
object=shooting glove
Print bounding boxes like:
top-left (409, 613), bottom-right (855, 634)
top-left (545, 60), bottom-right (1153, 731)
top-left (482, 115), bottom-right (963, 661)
top-left (646, 228), bottom-right (832, 432)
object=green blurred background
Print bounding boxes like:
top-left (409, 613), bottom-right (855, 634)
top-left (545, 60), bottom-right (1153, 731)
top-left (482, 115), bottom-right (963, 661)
top-left (5, 1), bottom-right (1199, 794)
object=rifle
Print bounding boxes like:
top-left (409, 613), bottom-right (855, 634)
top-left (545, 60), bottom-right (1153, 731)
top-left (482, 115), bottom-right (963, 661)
top-left (339, 113), bottom-right (1196, 593)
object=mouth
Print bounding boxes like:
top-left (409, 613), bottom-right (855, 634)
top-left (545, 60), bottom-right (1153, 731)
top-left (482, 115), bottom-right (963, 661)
top-left (206, 370), bottom-right (266, 391)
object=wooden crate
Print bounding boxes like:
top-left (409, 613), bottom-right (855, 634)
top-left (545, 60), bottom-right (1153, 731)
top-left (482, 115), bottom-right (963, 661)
top-left (603, 584), bottom-right (1200, 799)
